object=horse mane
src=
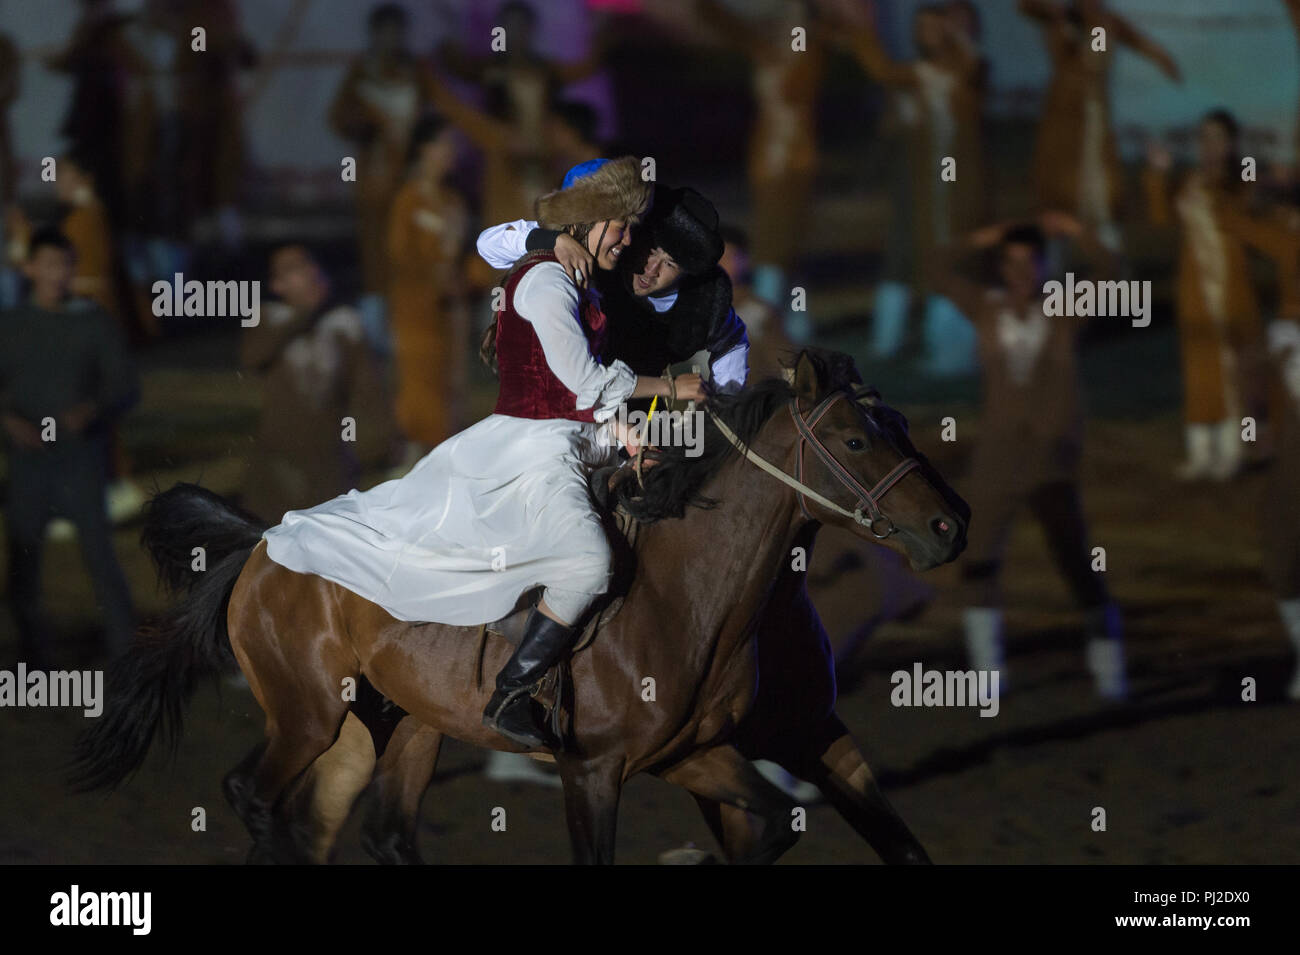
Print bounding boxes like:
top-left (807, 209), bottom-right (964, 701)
top-left (613, 348), bottom-right (864, 523)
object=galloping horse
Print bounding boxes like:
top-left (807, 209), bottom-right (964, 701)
top-left (72, 349), bottom-right (967, 864)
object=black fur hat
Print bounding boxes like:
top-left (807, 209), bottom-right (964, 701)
top-left (649, 186), bottom-right (724, 275)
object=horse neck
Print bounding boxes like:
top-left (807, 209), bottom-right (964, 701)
top-left (638, 415), bottom-right (807, 661)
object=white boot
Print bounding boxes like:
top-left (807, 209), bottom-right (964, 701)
top-left (963, 607), bottom-right (1006, 693)
top-left (1209, 419), bottom-right (1243, 481)
top-left (1176, 424), bottom-right (1215, 481)
top-left (1279, 599), bottom-right (1300, 701)
top-left (1085, 603), bottom-right (1128, 700)
top-left (753, 759), bottom-right (822, 804)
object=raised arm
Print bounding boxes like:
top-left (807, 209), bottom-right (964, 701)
top-left (477, 220), bottom-right (537, 270)
top-left (1110, 11), bottom-right (1180, 81)
top-left (422, 67), bottom-right (509, 152)
top-left (844, 19), bottom-right (917, 89)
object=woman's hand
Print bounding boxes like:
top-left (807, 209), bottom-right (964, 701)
top-left (555, 233), bottom-right (594, 288)
top-left (672, 373), bottom-right (706, 403)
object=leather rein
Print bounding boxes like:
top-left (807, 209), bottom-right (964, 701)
top-left (707, 390), bottom-right (920, 539)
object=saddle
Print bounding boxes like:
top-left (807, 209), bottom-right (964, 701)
top-left (471, 463), bottom-right (644, 748)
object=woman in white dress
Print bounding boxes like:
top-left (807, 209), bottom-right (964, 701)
top-left (262, 157), bottom-right (706, 748)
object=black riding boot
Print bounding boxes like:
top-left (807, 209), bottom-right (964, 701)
top-left (482, 608), bottom-right (574, 749)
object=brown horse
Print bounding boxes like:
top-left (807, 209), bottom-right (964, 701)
top-left (72, 349), bottom-right (967, 864)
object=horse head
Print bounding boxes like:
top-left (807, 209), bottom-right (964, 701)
top-left (776, 349), bottom-right (968, 570)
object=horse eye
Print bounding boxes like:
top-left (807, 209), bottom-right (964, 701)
top-left (845, 438), bottom-right (865, 452)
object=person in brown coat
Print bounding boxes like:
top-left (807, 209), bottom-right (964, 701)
top-left (1145, 111), bottom-right (1271, 481)
top-left (846, 1), bottom-right (986, 364)
top-left (330, 4), bottom-right (429, 300)
top-left (1020, 0), bottom-right (1179, 250)
top-left (240, 245), bottom-right (394, 524)
top-left (385, 116), bottom-right (470, 468)
top-left (1203, 202), bottom-right (1300, 698)
top-left (938, 212), bottom-right (1125, 699)
top-left (693, 0), bottom-right (826, 338)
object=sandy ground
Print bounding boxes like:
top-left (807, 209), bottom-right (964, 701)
top-left (1, 327), bottom-right (1298, 864)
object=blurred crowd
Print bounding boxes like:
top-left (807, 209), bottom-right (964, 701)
top-left (1, 0), bottom-right (1300, 708)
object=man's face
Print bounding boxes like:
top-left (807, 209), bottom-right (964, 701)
top-left (270, 247), bottom-right (326, 309)
top-left (24, 246), bottom-right (75, 300)
top-left (631, 246), bottom-right (682, 297)
top-left (1000, 242), bottom-right (1043, 300)
top-left (586, 219), bottom-right (631, 271)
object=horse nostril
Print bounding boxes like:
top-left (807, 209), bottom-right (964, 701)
top-left (931, 517), bottom-right (953, 538)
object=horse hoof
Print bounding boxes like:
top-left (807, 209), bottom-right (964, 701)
top-left (658, 845), bottom-right (719, 865)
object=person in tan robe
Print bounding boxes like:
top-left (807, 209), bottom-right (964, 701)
top-left (937, 212), bottom-right (1126, 699)
top-left (1146, 111), bottom-right (1270, 481)
top-left (241, 245), bottom-right (394, 524)
top-left (55, 156), bottom-right (124, 326)
top-left (386, 116), bottom-right (471, 467)
top-left (843, 1), bottom-right (986, 364)
top-left (1020, 0), bottom-right (1179, 250)
top-left (693, 0), bottom-right (825, 331)
top-left (1200, 201), bottom-right (1300, 698)
top-left (330, 4), bottom-right (430, 297)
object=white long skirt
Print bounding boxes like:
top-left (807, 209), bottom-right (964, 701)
top-left (262, 414), bottom-right (620, 626)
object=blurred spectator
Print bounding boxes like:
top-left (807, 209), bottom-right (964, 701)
top-left (45, 0), bottom-right (143, 232)
top-left (1020, 0), bottom-right (1180, 251)
top-left (846, 1), bottom-right (985, 372)
top-left (386, 115), bottom-right (470, 470)
top-left (1145, 111), bottom-right (1268, 482)
top-left (121, 0), bottom-right (190, 305)
top-left (0, 227), bottom-right (139, 666)
top-left (693, 0), bottom-right (825, 341)
top-left (546, 98), bottom-right (603, 179)
top-left (240, 244), bottom-right (393, 524)
top-left (330, 3), bottom-right (428, 319)
top-left (937, 213), bottom-right (1126, 699)
top-left (177, 0), bottom-right (256, 247)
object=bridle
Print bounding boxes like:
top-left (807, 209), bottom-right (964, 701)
top-left (708, 389), bottom-right (920, 539)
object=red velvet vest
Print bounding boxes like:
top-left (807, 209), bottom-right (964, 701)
top-left (493, 251), bottom-right (609, 422)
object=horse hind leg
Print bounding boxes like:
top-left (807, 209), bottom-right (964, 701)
top-left (277, 712), bottom-right (378, 863)
top-left (360, 718), bottom-right (443, 865)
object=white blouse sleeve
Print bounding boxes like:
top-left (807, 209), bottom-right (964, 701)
top-left (513, 262), bottom-right (636, 422)
top-left (476, 219), bottom-right (537, 270)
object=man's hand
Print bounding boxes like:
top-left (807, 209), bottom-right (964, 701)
top-left (555, 233), bottom-right (594, 288)
top-left (672, 373), bottom-right (706, 403)
top-left (2, 412), bottom-right (44, 449)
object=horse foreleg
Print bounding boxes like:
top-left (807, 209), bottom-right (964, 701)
top-left (554, 754), bottom-right (624, 864)
top-left (360, 718), bottom-right (443, 865)
top-left (786, 712), bottom-right (931, 864)
top-left (658, 745), bottom-right (799, 865)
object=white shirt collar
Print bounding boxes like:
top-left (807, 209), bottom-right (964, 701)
top-left (647, 289), bottom-right (678, 313)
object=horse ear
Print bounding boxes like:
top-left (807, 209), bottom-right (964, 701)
top-left (792, 350), bottom-right (820, 402)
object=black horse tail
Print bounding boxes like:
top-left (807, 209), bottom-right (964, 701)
top-left (69, 483), bottom-right (268, 792)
